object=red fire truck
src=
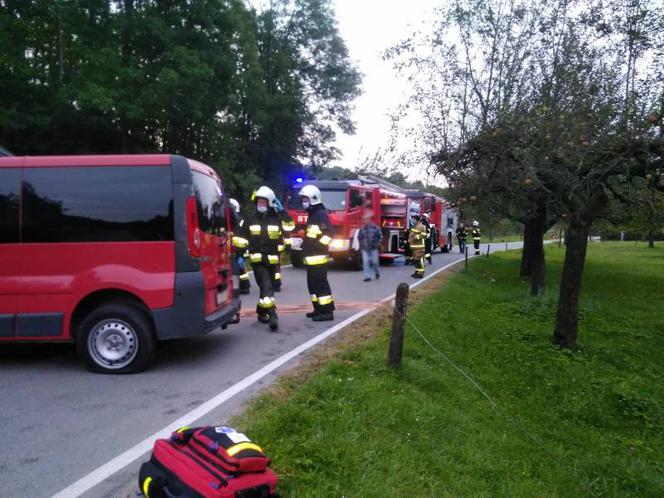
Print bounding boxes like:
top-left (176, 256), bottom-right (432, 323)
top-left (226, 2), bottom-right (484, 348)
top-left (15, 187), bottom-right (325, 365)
top-left (285, 177), bottom-right (457, 269)
top-left (405, 190), bottom-right (458, 253)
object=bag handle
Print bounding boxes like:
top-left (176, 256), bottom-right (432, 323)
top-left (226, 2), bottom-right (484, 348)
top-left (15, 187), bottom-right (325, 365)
top-left (170, 426), bottom-right (198, 444)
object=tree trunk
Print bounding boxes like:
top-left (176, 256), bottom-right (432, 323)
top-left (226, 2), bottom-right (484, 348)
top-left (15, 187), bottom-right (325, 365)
top-left (520, 221), bottom-right (532, 277)
top-left (648, 231), bottom-right (655, 248)
top-left (552, 222), bottom-right (590, 349)
top-left (530, 216), bottom-right (546, 296)
top-left (520, 211), bottom-right (547, 295)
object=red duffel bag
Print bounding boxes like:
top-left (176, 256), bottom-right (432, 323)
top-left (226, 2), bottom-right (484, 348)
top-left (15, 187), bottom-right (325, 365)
top-left (139, 426), bottom-right (278, 498)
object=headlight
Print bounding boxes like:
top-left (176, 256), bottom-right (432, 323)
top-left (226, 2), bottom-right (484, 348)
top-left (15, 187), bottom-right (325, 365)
top-left (329, 238), bottom-right (350, 251)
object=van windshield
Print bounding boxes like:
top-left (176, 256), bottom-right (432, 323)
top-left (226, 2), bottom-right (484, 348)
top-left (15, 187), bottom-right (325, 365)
top-left (288, 188), bottom-right (347, 211)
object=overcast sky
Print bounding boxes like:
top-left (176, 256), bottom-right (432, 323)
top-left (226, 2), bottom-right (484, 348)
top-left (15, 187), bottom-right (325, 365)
top-left (331, 0), bottom-right (440, 176)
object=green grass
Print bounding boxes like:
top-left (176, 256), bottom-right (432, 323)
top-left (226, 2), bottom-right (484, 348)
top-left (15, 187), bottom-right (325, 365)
top-left (238, 242), bottom-right (664, 497)
top-left (487, 233), bottom-right (524, 242)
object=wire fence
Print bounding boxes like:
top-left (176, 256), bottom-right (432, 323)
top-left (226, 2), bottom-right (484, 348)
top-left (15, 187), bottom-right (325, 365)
top-left (394, 307), bottom-right (601, 497)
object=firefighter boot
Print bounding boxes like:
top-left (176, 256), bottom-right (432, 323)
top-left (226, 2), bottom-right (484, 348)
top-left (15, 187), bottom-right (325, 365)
top-left (268, 308), bottom-right (279, 332)
top-left (312, 311), bottom-right (334, 322)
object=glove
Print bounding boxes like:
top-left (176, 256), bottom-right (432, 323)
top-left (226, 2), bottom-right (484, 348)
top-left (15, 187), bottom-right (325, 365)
top-left (273, 198), bottom-right (284, 213)
top-left (237, 256), bottom-right (245, 267)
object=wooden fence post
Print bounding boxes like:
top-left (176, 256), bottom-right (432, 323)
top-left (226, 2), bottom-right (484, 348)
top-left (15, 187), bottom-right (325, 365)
top-left (486, 244), bottom-right (491, 257)
top-left (387, 283), bottom-right (409, 368)
top-left (465, 245), bottom-right (469, 272)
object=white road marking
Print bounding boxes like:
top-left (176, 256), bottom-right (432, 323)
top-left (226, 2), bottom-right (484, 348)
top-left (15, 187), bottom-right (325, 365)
top-left (52, 246), bottom-right (515, 498)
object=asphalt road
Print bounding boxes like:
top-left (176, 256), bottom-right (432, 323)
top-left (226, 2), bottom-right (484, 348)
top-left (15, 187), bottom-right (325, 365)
top-left (0, 241), bottom-right (524, 498)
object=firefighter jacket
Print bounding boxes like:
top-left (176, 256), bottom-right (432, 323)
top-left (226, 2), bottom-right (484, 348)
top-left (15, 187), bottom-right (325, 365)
top-left (302, 203), bottom-right (333, 265)
top-left (408, 221), bottom-right (427, 257)
top-left (230, 211), bottom-right (249, 257)
top-left (235, 209), bottom-right (293, 266)
top-left (472, 227), bottom-right (481, 241)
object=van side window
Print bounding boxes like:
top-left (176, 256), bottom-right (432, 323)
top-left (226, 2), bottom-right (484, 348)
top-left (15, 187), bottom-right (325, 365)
top-left (192, 171), bottom-right (226, 235)
top-left (22, 167), bottom-right (174, 242)
top-left (0, 169), bottom-right (20, 243)
top-left (349, 188), bottom-right (363, 209)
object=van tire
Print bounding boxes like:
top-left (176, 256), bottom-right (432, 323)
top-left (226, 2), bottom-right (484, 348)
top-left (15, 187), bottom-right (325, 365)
top-left (291, 252), bottom-right (304, 268)
top-left (76, 303), bottom-right (156, 374)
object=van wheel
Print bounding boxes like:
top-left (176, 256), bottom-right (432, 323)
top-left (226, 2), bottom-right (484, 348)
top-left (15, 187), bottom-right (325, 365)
top-left (291, 252), bottom-right (304, 268)
top-left (76, 303), bottom-right (156, 374)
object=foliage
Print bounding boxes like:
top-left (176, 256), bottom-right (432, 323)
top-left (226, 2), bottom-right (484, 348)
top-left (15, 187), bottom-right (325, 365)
top-left (238, 243), bottom-right (664, 497)
top-left (0, 0), bottom-right (361, 200)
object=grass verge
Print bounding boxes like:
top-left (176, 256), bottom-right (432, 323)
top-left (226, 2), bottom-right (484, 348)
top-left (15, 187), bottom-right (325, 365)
top-left (236, 242), bottom-right (664, 497)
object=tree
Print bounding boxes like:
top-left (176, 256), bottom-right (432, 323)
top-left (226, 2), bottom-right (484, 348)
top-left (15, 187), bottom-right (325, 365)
top-left (390, 0), bottom-right (664, 346)
top-left (0, 0), bottom-right (362, 202)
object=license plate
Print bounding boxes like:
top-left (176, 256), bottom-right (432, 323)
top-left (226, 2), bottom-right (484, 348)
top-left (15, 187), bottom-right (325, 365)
top-left (290, 237), bottom-right (303, 250)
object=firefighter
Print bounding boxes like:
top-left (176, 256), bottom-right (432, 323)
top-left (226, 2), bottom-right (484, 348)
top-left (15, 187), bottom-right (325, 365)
top-left (472, 220), bottom-right (481, 255)
top-left (299, 184), bottom-right (335, 321)
top-left (456, 222), bottom-right (467, 254)
top-left (409, 214), bottom-right (427, 278)
top-left (270, 198), bottom-right (295, 292)
top-left (421, 212), bottom-right (433, 264)
top-left (239, 186), bottom-right (289, 332)
top-left (230, 198), bottom-right (251, 295)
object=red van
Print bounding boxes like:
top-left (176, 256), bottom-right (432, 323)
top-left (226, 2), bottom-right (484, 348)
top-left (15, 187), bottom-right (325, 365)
top-left (0, 154), bottom-right (240, 373)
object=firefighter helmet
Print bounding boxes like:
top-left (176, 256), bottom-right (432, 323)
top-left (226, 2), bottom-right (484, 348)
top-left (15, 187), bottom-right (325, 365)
top-left (472, 220), bottom-right (479, 227)
top-left (298, 184), bottom-right (322, 205)
top-left (229, 198), bottom-right (240, 213)
top-left (253, 186), bottom-right (277, 208)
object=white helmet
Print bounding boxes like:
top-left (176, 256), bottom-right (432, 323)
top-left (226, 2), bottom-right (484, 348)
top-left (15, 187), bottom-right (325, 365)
top-left (422, 212), bottom-right (430, 219)
top-left (472, 220), bottom-right (479, 227)
top-left (298, 184), bottom-right (322, 205)
top-left (253, 186), bottom-right (277, 208)
top-left (229, 198), bottom-right (240, 214)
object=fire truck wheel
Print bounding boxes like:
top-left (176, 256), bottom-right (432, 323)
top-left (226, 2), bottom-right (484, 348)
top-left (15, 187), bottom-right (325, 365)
top-left (350, 251), bottom-right (363, 271)
top-left (76, 302), bottom-right (157, 374)
top-left (290, 252), bottom-right (304, 268)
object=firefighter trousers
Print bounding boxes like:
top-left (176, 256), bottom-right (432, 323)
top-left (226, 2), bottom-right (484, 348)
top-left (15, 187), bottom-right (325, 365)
top-left (411, 247), bottom-right (425, 278)
top-left (474, 239), bottom-right (481, 255)
top-left (306, 263), bottom-right (335, 314)
top-left (253, 263), bottom-right (277, 315)
top-left (233, 255), bottom-right (251, 292)
top-left (271, 263), bottom-right (282, 290)
top-left (412, 255), bottom-right (425, 277)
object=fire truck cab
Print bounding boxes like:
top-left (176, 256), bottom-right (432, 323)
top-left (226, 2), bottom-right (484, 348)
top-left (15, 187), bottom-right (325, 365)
top-left (286, 181), bottom-right (381, 269)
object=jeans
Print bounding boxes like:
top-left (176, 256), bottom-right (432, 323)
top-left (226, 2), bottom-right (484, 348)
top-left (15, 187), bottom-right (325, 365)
top-left (362, 248), bottom-right (380, 279)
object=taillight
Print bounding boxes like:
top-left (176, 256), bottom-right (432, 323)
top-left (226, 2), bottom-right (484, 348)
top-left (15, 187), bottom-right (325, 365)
top-left (186, 196), bottom-right (202, 258)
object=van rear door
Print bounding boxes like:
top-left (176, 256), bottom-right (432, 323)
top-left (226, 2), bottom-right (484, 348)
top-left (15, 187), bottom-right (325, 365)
top-left (190, 167), bottom-right (231, 315)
